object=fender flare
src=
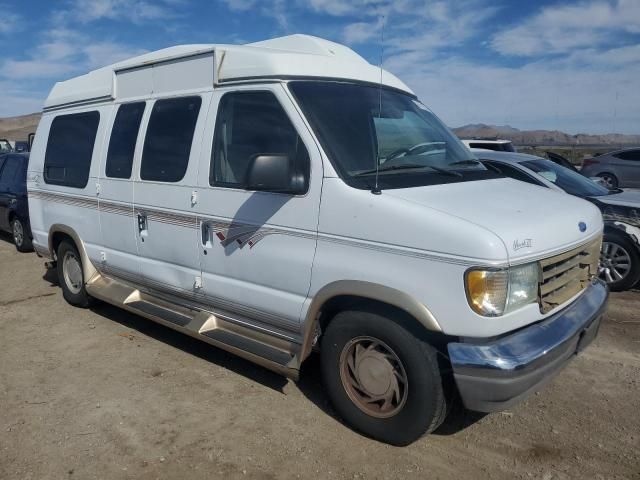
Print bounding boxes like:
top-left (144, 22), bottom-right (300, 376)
top-left (605, 221), bottom-right (640, 250)
top-left (48, 224), bottom-right (98, 283)
top-left (299, 280), bottom-right (442, 362)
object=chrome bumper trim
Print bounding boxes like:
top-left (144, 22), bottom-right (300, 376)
top-left (448, 279), bottom-right (608, 411)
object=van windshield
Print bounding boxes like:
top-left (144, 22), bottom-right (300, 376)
top-left (288, 81), bottom-right (497, 190)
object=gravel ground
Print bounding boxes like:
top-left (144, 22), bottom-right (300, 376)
top-left (0, 235), bottom-right (638, 479)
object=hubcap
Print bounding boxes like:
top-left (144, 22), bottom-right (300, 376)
top-left (339, 336), bottom-right (408, 418)
top-left (63, 251), bottom-right (83, 294)
top-left (600, 241), bottom-right (631, 284)
top-left (600, 175), bottom-right (615, 189)
top-left (12, 220), bottom-right (23, 247)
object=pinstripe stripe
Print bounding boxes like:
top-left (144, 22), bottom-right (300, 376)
top-left (29, 189), bottom-right (491, 266)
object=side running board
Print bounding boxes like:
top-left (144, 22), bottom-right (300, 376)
top-left (85, 274), bottom-right (300, 379)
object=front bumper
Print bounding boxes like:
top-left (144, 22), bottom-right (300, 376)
top-left (448, 279), bottom-right (608, 412)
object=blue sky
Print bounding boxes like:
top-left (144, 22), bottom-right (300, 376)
top-left (1, 0), bottom-right (639, 134)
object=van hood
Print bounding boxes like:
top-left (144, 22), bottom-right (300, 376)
top-left (384, 178), bottom-right (603, 263)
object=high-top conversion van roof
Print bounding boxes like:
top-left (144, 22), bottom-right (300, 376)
top-left (43, 35), bottom-right (412, 111)
top-left (29, 35), bottom-right (607, 446)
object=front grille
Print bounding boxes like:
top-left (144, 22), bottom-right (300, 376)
top-left (538, 237), bottom-right (601, 313)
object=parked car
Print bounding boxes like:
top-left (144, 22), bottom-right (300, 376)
top-left (474, 149), bottom-right (640, 291)
top-left (14, 141), bottom-right (29, 153)
top-left (28, 34), bottom-right (607, 446)
top-left (580, 147), bottom-right (640, 189)
top-left (0, 139), bottom-right (13, 153)
top-left (0, 152), bottom-right (32, 251)
top-left (461, 138), bottom-right (515, 152)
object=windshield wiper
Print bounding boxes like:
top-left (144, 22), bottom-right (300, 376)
top-left (355, 163), bottom-right (462, 177)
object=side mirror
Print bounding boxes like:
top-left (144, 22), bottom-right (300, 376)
top-left (245, 154), bottom-right (305, 194)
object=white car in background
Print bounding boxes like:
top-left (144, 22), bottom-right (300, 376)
top-left (474, 149), bottom-right (640, 291)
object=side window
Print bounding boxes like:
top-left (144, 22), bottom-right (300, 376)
top-left (0, 156), bottom-right (21, 188)
top-left (140, 96), bottom-right (201, 182)
top-left (211, 91), bottom-right (310, 192)
top-left (485, 161), bottom-right (542, 186)
top-left (106, 102), bottom-right (145, 179)
top-left (44, 111), bottom-right (100, 188)
top-left (614, 150), bottom-right (640, 161)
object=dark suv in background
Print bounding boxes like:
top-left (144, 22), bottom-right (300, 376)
top-left (0, 153), bottom-right (32, 252)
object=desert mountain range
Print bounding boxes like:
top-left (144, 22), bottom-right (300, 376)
top-left (1, 113), bottom-right (638, 147)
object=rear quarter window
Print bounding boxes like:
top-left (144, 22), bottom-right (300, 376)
top-left (44, 111), bottom-right (100, 188)
top-left (613, 150), bottom-right (640, 161)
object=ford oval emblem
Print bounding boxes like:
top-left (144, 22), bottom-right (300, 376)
top-left (579, 222), bottom-right (587, 232)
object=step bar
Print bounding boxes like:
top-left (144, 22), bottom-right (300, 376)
top-left (85, 274), bottom-right (301, 379)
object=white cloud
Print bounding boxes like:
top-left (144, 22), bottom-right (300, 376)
top-left (221, 0), bottom-right (257, 11)
top-left (0, 81), bottom-right (44, 116)
top-left (307, 0), bottom-right (358, 16)
top-left (0, 6), bottom-right (22, 34)
top-left (53, 0), bottom-right (182, 25)
top-left (0, 28), bottom-right (147, 81)
top-left (390, 46), bottom-right (640, 134)
top-left (492, 0), bottom-right (640, 56)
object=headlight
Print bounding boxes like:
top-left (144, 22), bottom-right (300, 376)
top-left (465, 263), bottom-right (539, 316)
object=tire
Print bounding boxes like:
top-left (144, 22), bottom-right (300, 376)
top-left (321, 310), bottom-right (448, 445)
top-left (57, 240), bottom-right (93, 307)
top-left (600, 230), bottom-right (640, 291)
top-left (597, 172), bottom-right (618, 190)
top-left (11, 217), bottom-right (33, 253)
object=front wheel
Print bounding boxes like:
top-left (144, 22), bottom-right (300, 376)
top-left (600, 231), bottom-right (640, 291)
top-left (11, 217), bottom-right (33, 253)
top-left (321, 310), bottom-right (448, 445)
top-left (57, 240), bottom-right (93, 307)
top-left (597, 172), bottom-right (619, 190)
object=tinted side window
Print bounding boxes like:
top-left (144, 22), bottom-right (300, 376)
top-left (614, 150), bottom-right (640, 161)
top-left (44, 111), bottom-right (100, 188)
top-left (470, 142), bottom-right (514, 152)
top-left (140, 97), bottom-right (201, 182)
top-left (0, 156), bottom-right (21, 187)
top-left (106, 102), bottom-right (145, 179)
top-left (211, 91), bottom-right (309, 192)
top-left (484, 161), bottom-right (542, 186)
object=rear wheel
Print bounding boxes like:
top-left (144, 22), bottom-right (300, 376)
top-left (597, 172), bottom-right (618, 189)
top-left (11, 217), bottom-right (32, 253)
top-left (321, 310), bottom-right (448, 445)
top-left (600, 230), bottom-right (640, 291)
top-left (57, 240), bottom-right (93, 307)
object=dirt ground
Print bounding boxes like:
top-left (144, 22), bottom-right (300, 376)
top-left (0, 235), bottom-right (638, 480)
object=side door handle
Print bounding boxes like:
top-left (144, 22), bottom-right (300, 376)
top-left (201, 221), bottom-right (211, 247)
top-left (137, 212), bottom-right (148, 234)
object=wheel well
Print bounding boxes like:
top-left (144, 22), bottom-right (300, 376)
top-left (50, 231), bottom-right (75, 259)
top-left (604, 225), bottom-right (640, 252)
top-left (316, 295), bottom-right (452, 351)
top-left (597, 171), bottom-right (617, 178)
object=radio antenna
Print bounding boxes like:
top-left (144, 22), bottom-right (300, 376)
top-left (372, 15), bottom-right (385, 195)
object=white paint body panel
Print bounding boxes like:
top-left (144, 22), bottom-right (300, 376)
top-left (29, 35), bottom-right (604, 349)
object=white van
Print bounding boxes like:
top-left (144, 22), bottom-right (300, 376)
top-left (29, 35), bottom-right (607, 445)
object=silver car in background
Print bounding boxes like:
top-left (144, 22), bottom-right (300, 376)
top-left (581, 148), bottom-right (640, 189)
top-left (472, 149), bottom-right (640, 292)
